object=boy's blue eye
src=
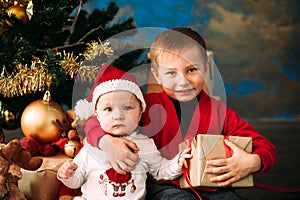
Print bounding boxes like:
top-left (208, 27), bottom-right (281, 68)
top-left (191, 64), bottom-right (206, 74)
top-left (187, 67), bottom-right (198, 73)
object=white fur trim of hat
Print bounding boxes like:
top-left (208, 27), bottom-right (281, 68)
top-left (75, 79), bottom-right (146, 120)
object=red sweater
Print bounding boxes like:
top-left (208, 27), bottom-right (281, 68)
top-left (85, 91), bottom-right (276, 187)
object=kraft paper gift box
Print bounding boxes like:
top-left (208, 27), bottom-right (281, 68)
top-left (18, 154), bottom-right (71, 200)
top-left (179, 134), bottom-right (253, 188)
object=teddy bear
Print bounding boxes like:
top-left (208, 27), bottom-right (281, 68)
top-left (0, 139), bottom-right (43, 200)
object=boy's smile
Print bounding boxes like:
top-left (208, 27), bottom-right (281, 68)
top-left (175, 88), bottom-right (194, 96)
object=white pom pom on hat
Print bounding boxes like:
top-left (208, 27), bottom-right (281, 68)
top-left (74, 64), bottom-right (146, 120)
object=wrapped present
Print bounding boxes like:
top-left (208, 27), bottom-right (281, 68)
top-left (18, 154), bottom-right (72, 200)
top-left (179, 134), bottom-right (253, 188)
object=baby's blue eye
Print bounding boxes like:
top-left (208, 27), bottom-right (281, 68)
top-left (166, 71), bottom-right (176, 75)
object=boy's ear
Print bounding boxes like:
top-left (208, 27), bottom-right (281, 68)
top-left (204, 59), bottom-right (210, 75)
top-left (150, 67), bottom-right (161, 84)
top-left (205, 51), bottom-right (213, 76)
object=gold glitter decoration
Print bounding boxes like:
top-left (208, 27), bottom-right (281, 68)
top-left (0, 0), bottom-right (32, 9)
top-left (76, 65), bottom-right (99, 83)
top-left (83, 39), bottom-right (113, 61)
top-left (59, 51), bottom-right (81, 79)
top-left (0, 58), bottom-right (52, 97)
top-left (0, 38), bottom-right (113, 97)
top-left (60, 39), bottom-right (113, 83)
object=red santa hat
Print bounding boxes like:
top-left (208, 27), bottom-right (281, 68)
top-left (74, 64), bottom-right (146, 120)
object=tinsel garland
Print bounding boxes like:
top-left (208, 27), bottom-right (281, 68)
top-left (0, 0), bottom-right (31, 9)
top-left (0, 39), bottom-right (113, 97)
top-left (0, 58), bottom-right (52, 97)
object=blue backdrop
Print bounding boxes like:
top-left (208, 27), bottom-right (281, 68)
top-left (89, 0), bottom-right (300, 120)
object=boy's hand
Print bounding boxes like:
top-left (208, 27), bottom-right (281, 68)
top-left (205, 139), bottom-right (261, 187)
top-left (99, 134), bottom-right (140, 174)
top-left (178, 147), bottom-right (192, 168)
top-left (57, 160), bottom-right (78, 179)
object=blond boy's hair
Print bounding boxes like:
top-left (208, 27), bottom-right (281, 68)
top-left (150, 27), bottom-right (208, 69)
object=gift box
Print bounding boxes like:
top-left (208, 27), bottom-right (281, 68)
top-left (18, 154), bottom-right (71, 200)
top-left (179, 134), bottom-right (253, 188)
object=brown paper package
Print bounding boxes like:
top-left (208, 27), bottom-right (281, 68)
top-left (179, 134), bottom-right (253, 188)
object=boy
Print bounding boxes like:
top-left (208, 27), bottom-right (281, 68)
top-left (83, 28), bottom-right (276, 200)
top-left (58, 64), bottom-right (191, 199)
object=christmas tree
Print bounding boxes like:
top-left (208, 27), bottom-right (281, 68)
top-left (0, 0), bottom-right (144, 129)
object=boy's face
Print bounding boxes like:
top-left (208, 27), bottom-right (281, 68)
top-left (95, 91), bottom-right (142, 136)
top-left (152, 46), bottom-right (208, 102)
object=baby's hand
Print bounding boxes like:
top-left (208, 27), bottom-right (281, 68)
top-left (57, 160), bottom-right (78, 179)
top-left (178, 147), bottom-right (192, 168)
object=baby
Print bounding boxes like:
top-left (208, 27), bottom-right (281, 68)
top-left (57, 64), bottom-right (191, 200)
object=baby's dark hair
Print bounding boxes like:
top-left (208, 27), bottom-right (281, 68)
top-left (150, 27), bottom-right (207, 67)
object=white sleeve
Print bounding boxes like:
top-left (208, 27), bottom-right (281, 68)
top-left (140, 138), bottom-right (182, 180)
top-left (58, 148), bottom-right (88, 189)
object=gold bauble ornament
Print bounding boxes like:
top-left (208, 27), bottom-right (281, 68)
top-left (64, 140), bottom-right (82, 158)
top-left (6, 5), bottom-right (28, 26)
top-left (20, 91), bottom-right (68, 144)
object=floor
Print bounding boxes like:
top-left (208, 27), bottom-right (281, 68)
top-left (236, 121), bottom-right (300, 200)
top-left (3, 121), bottom-right (300, 200)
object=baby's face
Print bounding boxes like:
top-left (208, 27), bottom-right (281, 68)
top-left (95, 91), bottom-right (142, 136)
top-left (153, 46), bottom-right (209, 102)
